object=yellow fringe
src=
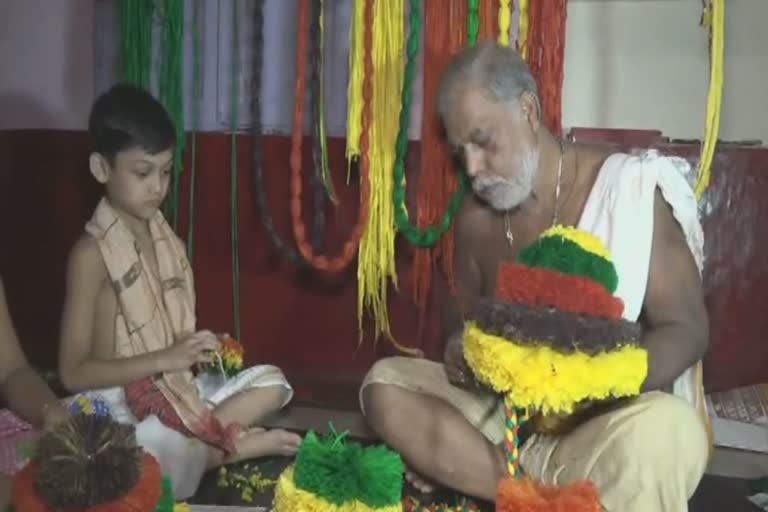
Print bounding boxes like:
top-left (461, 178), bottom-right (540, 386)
top-left (498, 0), bottom-right (511, 45)
top-left (356, 0), bottom-right (403, 344)
top-left (540, 225), bottom-right (611, 260)
top-left (173, 504), bottom-right (191, 512)
top-left (272, 467), bottom-right (401, 512)
top-left (345, 0), bottom-right (365, 166)
top-left (516, 0), bottom-right (528, 58)
top-left (694, 0), bottom-right (724, 199)
top-left (462, 322), bottom-right (647, 416)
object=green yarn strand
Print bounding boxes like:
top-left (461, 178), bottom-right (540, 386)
top-left (229, 0), bottom-right (241, 340)
top-left (391, 0), bottom-right (468, 248)
top-left (317, 0), bottom-right (337, 203)
top-left (119, 0), bottom-right (153, 88)
top-left (467, 0), bottom-right (480, 46)
top-left (186, 0), bottom-right (202, 261)
top-left (158, 0), bottom-right (185, 228)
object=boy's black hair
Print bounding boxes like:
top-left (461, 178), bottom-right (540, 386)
top-left (88, 83), bottom-right (176, 164)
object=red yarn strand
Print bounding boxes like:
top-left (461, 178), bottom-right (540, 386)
top-left (289, 0), bottom-right (372, 272)
top-left (478, 0), bottom-right (498, 42)
top-left (526, 0), bottom-right (567, 135)
top-left (413, 1), bottom-right (466, 325)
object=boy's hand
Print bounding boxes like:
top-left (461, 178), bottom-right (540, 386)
top-left (161, 331), bottom-right (220, 373)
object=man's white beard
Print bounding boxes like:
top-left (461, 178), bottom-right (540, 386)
top-left (472, 146), bottom-right (540, 211)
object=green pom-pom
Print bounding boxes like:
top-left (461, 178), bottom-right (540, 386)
top-left (293, 430), bottom-right (359, 505)
top-left (153, 476), bottom-right (175, 512)
top-left (354, 444), bottom-right (403, 507)
top-left (516, 235), bottom-right (618, 293)
top-left (292, 429), bottom-right (403, 508)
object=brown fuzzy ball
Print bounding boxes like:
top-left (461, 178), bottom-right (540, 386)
top-left (31, 413), bottom-right (143, 508)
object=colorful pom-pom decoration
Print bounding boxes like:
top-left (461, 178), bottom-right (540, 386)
top-left (8, 414), bottom-right (178, 512)
top-left (201, 335), bottom-right (245, 378)
top-left (461, 225), bottom-right (643, 511)
top-left (495, 477), bottom-right (601, 512)
top-left (272, 428), bottom-right (404, 512)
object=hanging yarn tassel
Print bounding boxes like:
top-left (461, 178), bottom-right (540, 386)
top-left (516, 0), bottom-right (529, 57)
top-left (498, 0), bottom-right (512, 45)
top-left (251, 0), bottom-right (326, 266)
top-left (119, 0), bottom-right (154, 88)
top-left (478, 0), bottom-right (498, 42)
top-left (356, 0), bottom-right (406, 346)
top-left (517, 0), bottom-right (567, 136)
top-left (345, 0), bottom-right (366, 165)
top-left (229, 0), bottom-right (241, 340)
top-left (391, 1), bottom-right (466, 251)
top-left (314, 0), bottom-right (339, 204)
top-left (411, 1), bottom-right (466, 325)
top-left (694, 0), bottom-right (724, 199)
top-left (307, 0), bottom-right (327, 251)
top-left (467, 0), bottom-right (479, 46)
top-left (158, 0), bottom-right (185, 228)
top-left (186, 0), bottom-right (202, 261)
top-left (289, 0), bottom-right (369, 273)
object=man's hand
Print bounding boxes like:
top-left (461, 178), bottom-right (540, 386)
top-left (160, 330), bottom-right (220, 373)
top-left (444, 332), bottom-right (480, 389)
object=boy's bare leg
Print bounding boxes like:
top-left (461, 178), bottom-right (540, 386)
top-left (210, 384), bottom-right (301, 464)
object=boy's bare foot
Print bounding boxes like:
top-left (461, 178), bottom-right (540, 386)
top-left (405, 465), bottom-right (436, 494)
top-left (229, 427), bottom-right (302, 462)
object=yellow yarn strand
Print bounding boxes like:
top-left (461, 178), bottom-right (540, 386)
top-left (498, 0), bottom-right (511, 45)
top-left (694, 0), bottom-right (724, 199)
top-left (356, 0), bottom-right (403, 343)
top-left (540, 225), bottom-right (611, 260)
top-left (516, 0), bottom-right (528, 57)
top-left (345, 0), bottom-right (366, 168)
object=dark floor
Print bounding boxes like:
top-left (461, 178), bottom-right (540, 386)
top-left (187, 401), bottom-right (767, 511)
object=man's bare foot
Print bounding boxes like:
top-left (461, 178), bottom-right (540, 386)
top-left (405, 465), bottom-right (436, 494)
top-left (228, 427), bottom-right (302, 462)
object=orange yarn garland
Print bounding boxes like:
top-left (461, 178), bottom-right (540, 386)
top-left (289, 0), bottom-right (371, 272)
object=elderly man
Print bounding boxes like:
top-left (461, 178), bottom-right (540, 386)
top-left (360, 42), bottom-right (710, 511)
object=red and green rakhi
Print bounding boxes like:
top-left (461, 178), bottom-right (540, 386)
top-left (462, 225), bottom-right (648, 511)
top-left (7, 414), bottom-right (185, 512)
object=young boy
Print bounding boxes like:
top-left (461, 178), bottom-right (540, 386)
top-left (58, 84), bottom-right (301, 469)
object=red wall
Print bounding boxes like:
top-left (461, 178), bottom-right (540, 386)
top-left (0, 131), bottom-right (444, 402)
top-left (0, 129), bottom-right (766, 396)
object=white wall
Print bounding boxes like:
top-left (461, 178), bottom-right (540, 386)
top-left (0, 0), bottom-right (94, 130)
top-left (0, 0), bottom-right (765, 145)
top-left (562, 0), bottom-right (768, 143)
